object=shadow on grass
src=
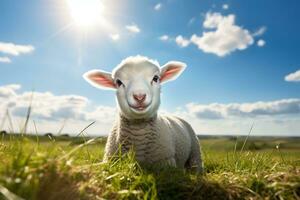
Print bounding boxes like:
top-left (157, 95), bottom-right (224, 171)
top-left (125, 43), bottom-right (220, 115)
top-left (155, 172), bottom-right (230, 200)
top-left (37, 163), bottom-right (81, 200)
top-left (139, 164), bottom-right (232, 200)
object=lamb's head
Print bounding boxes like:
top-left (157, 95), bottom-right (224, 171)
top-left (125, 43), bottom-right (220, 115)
top-left (83, 56), bottom-right (186, 119)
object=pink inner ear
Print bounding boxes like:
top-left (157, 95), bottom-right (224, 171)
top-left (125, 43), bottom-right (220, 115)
top-left (89, 73), bottom-right (116, 88)
top-left (160, 66), bottom-right (181, 82)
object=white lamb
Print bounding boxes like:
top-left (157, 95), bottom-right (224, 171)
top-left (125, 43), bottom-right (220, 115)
top-left (83, 55), bottom-right (203, 172)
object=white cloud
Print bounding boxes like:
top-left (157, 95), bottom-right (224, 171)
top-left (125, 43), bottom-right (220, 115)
top-left (154, 3), bottom-right (162, 11)
top-left (159, 35), bottom-right (169, 41)
top-left (285, 70), bottom-right (300, 82)
top-left (175, 35), bottom-right (190, 47)
top-left (257, 39), bottom-right (266, 47)
top-left (252, 26), bottom-right (267, 37)
top-left (190, 12), bottom-right (254, 56)
top-left (0, 84), bottom-right (116, 135)
top-left (0, 42), bottom-right (34, 56)
top-left (12, 92), bottom-right (89, 121)
top-left (86, 106), bottom-right (116, 124)
top-left (126, 24), bottom-right (141, 33)
top-left (110, 34), bottom-right (120, 41)
top-left (222, 4), bottom-right (229, 10)
top-left (0, 84), bottom-right (21, 99)
top-left (172, 99), bottom-right (300, 136)
top-left (202, 12), bottom-right (224, 28)
top-left (0, 56), bottom-right (11, 63)
top-left (184, 99), bottom-right (300, 119)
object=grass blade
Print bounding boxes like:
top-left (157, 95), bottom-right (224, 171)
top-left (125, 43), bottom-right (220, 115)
top-left (59, 137), bottom-right (97, 161)
top-left (240, 122), bottom-right (254, 153)
top-left (32, 120), bottom-right (40, 147)
top-left (0, 113), bottom-right (6, 131)
top-left (59, 121), bottom-right (96, 161)
top-left (6, 109), bottom-right (14, 133)
top-left (57, 119), bottom-right (68, 135)
top-left (75, 121), bottom-right (95, 138)
top-left (21, 91), bottom-right (34, 135)
top-left (0, 184), bottom-right (24, 200)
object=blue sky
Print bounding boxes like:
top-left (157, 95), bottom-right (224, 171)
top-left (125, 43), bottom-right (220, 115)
top-left (0, 0), bottom-right (299, 136)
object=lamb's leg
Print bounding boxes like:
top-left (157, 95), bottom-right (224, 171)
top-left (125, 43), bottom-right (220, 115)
top-left (153, 157), bottom-right (176, 168)
top-left (166, 157), bottom-right (177, 167)
top-left (175, 117), bottom-right (204, 173)
top-left (186, 138), bottom-right (203, 173)
top-left (103, 126), bottom-right (118, 162)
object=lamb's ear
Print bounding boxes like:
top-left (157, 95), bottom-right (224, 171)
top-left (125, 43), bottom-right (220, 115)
top-left (160, 61), bottom-right (186, 84)
top-left (83, 69), bottom-right (116, 90)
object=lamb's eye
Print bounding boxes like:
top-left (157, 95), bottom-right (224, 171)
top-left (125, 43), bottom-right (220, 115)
top-left (116, 79), bottom-right (123, 87)
top-left (152, 75), bottom-right (159, 83)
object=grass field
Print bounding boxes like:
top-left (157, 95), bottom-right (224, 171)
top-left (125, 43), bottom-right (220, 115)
top-left (0, 133), bottom-right (299, 200)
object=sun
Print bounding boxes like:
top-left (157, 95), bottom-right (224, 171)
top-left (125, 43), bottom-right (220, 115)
top-left (67, 0), bottom-right (104, 28)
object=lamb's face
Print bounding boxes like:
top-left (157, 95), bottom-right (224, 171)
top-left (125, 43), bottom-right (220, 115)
top-left (113, 62), bottom-right (161, 119)
top-left (83, 56), bottom-right (186, 120)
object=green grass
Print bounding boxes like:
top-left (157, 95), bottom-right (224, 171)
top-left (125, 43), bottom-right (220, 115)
top-left (0, 134), bottom-right (299, 200)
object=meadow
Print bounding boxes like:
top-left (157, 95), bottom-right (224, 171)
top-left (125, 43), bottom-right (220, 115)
top-left (0, 133), bottom-right (299, 200)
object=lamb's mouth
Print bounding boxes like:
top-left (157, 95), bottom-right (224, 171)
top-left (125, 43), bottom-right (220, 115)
top-left (129, 104), bottom-right (151, 112)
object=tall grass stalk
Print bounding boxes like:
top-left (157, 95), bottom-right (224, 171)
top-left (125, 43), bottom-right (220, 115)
top-left (56, 119), bottom-right (67, 135)
top-left (240, 122), bottom-right (254, 153)
top-left (75, 121), bottom-right (95, 138)
top-left (75, 121), bottom-right (96, 160)
top-left (32, 120), bottom-right (39, 148)
top-left (21, 92), bottom-right (34, 136)
top-left (6, 109), bottom-right (15, 133)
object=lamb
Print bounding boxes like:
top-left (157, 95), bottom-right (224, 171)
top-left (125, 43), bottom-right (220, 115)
top-left (83, 55), bottom-right (203, 172)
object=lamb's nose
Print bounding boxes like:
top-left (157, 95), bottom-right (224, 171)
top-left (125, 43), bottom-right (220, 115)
top-left (133, 94), bottom-right (146, 103)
